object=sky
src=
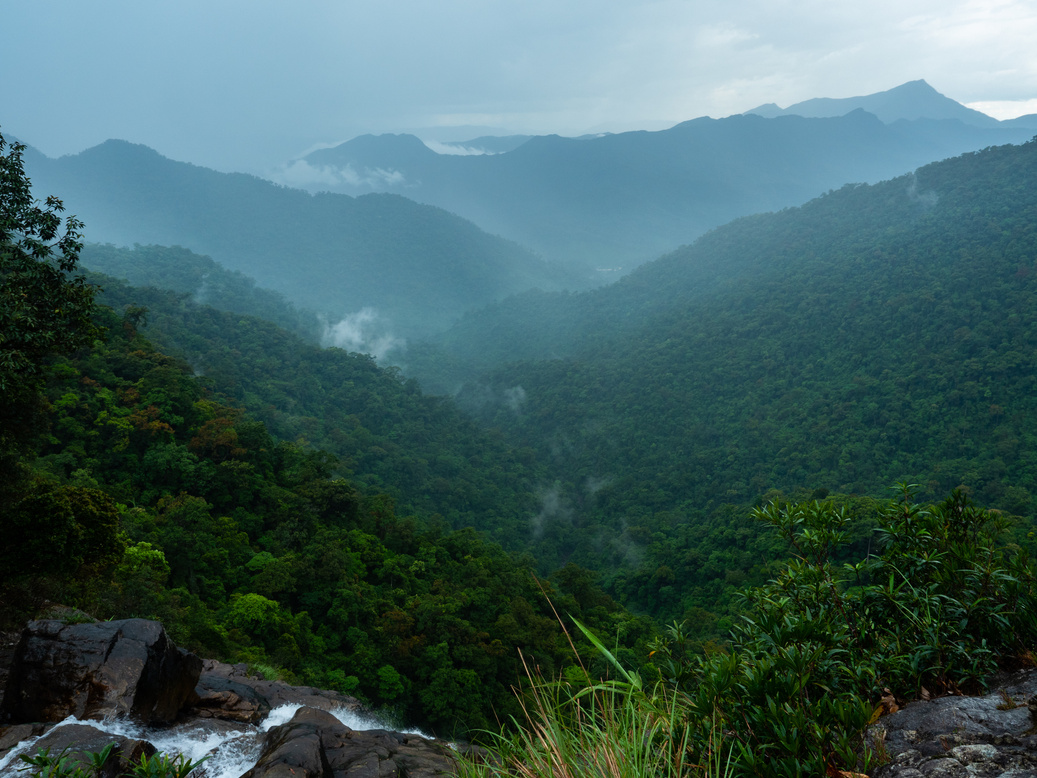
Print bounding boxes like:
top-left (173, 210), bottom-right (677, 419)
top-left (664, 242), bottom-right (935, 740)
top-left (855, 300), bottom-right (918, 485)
top-left (3, 0), bottom-right (1037, 174)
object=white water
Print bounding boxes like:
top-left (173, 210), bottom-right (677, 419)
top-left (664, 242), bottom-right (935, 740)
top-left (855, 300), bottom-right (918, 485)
top-left (0, 704), bottom-right (431, 777)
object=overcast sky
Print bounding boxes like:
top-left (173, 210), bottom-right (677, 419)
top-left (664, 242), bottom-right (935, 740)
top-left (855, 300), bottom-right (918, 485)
top-left (3, 0), bottom-right (1037, 174)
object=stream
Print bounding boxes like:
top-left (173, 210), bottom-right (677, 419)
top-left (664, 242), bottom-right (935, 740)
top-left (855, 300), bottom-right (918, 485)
top-left (0, 704), bottom-right (431, 777)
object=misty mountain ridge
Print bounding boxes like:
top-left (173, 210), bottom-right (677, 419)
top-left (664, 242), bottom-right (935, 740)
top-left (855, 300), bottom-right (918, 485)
top-left (744, 79), bottom-right (1005, 126)
top-left (20, 139), bottom-right (579, 347)
top-left (287, 80), bottom-right (1037, 272)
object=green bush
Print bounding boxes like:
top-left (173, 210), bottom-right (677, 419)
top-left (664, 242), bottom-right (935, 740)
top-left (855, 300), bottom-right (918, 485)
top-left (653, 484), bottom-right (1037, 776)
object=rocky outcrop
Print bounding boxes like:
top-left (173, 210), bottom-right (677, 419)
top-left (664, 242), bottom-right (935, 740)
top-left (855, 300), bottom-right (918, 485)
top-left (0, 619), bottom-right (201, 726)
top-left (868, 669), bottom-right (1037, 777)
top-left (0, 617), bottom-right (459, 777)
top-left (189, 660), bottom-right (363, 724)
top-left (243, 707), bottom-right (457, 778)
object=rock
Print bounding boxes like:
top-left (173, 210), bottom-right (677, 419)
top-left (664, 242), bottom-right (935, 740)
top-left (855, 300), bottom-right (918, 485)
top-left (244, 706), bottom-right (457, 778)
top-left (869, 669), bottom-right (1037, 778)
top-left (12, 722), bottom-right (156, 778)
top-left (191, 673), bottom-right (270, 724)
top-left (187, 659), bottom-right (364, 724)
top-left (0, 722), bottom-right (50, 762)
top-left (0, 619), bottom-right (201, 726)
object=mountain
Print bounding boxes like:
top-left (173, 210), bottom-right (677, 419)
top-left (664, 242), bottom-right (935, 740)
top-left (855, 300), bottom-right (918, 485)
top-left (402, 139), bottom-right (1037, 621)
top-left (291, 87), bottom-right (1036, 272)
top-left (79, 243), bottom-right (323, 341)
top-left (745, 79), bottom-right (1005, 127)
top-left (21, 141), bottom-right (575, 341)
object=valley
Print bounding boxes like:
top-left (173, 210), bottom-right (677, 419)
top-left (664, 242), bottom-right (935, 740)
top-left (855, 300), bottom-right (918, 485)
top-left (5, 79), bottom-right (1037, 775)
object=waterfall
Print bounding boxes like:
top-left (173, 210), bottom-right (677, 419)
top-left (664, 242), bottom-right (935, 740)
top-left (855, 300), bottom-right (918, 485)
top-left (0, 704), bottom-right (432, 777)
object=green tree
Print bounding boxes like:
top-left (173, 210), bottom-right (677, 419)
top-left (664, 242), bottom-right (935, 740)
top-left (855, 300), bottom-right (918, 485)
top-left (1, 131), bottom-right (100, 474)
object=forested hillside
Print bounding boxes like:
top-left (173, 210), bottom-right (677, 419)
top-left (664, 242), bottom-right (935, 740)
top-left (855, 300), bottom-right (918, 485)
top-left (20, 141), bottom-right (576, 339)
top-left (68, 139), bottom-right (1037, 638)
top-left (80, 243), bottom-right (323, 341)
top-left (1, 134), bottom-right (650, 738)
top-left (87, 274), bottom-right (547, 549)
top-left (399, 140), bottom-right (1037, 622)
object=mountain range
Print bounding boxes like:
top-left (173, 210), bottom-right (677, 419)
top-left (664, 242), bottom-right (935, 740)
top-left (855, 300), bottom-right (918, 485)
top-left (292, 81), bottom-right (1037, 271)
top-left (21, 141), bottom-right (575, 343)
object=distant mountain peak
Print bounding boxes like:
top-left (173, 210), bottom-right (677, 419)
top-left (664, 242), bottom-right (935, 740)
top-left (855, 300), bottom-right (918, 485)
top-left (745, 80), bottom-right (1000, 128)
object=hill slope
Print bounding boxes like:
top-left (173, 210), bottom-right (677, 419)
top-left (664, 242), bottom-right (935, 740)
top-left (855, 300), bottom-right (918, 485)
top-left (22, 141), bottom-right (572, 341)
top-left (403, 140), bottom-right (1037, 616)
top-left (294, 84), bottom-right (1036, 270)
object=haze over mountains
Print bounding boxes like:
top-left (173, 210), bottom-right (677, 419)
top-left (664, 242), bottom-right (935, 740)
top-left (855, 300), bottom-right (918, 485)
top-left (20, 141), bottom-right (575, 347)
top-left (9, 75), bottom-right (1037, 757)
top-left (18, 80), bottom-right (1037, 351)
top-left (409, 139), bottom-right (1037, 615)
top-left (12, 78), bottom-right (1032, 363)
top-left (290, 81), bottom-right (1037, 270)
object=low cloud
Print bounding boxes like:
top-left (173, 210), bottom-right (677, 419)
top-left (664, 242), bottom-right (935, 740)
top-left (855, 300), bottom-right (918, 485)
top-left (422, 139), bottom-right (498, 156)
top-left (272, 160), bottom-right (407, 190)
top-left (503, 385), bottom-right (527, 412)
top-left (321, 308), bottom-right (403, 360)
top-left (531, 482), bottom-right (572, 539)
top-left (905, 173), bottom-right (939, 210)
top-left (584, 475), bottom-right (611, 495)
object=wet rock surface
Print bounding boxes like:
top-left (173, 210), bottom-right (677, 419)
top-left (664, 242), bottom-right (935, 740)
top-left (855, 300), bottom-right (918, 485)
top-left (869, 669), bottom-right (1037, 778)
top-left (244, 707), bottom-right (457, 778)
top-left (189, 659), bottom-right (363, 724)
top-left (0, 618), bottom-right (458, 776)
top-left (0, 619), bottom-right (201, 726)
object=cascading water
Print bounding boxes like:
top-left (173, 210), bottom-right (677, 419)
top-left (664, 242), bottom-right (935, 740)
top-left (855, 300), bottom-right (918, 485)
top-left (0, 705), bottom-right (432, 777)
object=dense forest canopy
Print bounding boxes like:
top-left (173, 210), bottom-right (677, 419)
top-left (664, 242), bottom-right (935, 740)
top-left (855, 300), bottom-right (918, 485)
top-left (66, 138), bottom-right (1037, 638)
top-left (8, 124), bottom-right (1037, 774)
top-left (394, 139), bottom-right (1037, 622)
top-left (0, 133), bottom-right (651, 738)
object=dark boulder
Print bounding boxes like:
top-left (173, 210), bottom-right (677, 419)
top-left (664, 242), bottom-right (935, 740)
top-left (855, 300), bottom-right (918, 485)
top-left (188, 659), bottom-right (363, 724)
top-left (0, 619), bottom-right (201, 726)
top-left (244, 707), bottom-right (457, 778)
top-left (0, 722), bottom-right (50, 765)
top-left (191, 672), bottom-right (270, 725)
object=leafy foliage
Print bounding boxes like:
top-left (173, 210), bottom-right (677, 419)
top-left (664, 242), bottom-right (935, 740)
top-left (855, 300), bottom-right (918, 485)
top-left (650, 487), bottom-right (1037, 776)
top-left (1, 133), bottom-right (101, 474)
top-left (17, 744), bottom-right (208, 778)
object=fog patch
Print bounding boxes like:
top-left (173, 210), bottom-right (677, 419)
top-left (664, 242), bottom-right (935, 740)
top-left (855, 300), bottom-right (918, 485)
top-left (422, 139), bottom-right (498, 156)
top-left (611, 520), bottom-right (645, 567)
top-left (612, 532), bottom-right (645, 567)
top-left (905, 174), bottom-right (939, 210)
top-left (321, 308), bottom-right (403, 360)
top-left (273, 160), bottom-right (407, 190)
top-left (459, 383), bottom-right (527, 415)
top-left (275, 159), bottom-right (344, 188)
top-left (531, 483), bottom-right (572, 539)
top-left (584, 475), bottom-right (611, 496)
top-left (503, 385), bottom-right (527, 412)
top-left (337, 164), bottom-right (406, 188)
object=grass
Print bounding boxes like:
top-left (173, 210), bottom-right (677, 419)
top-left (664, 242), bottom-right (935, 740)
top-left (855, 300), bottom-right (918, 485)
top-left (459, 618), bottom-right (732, 778)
